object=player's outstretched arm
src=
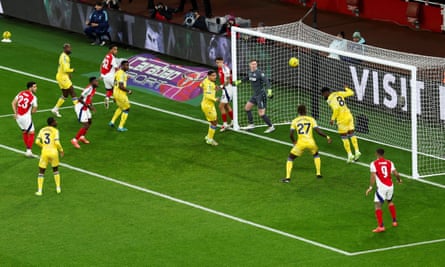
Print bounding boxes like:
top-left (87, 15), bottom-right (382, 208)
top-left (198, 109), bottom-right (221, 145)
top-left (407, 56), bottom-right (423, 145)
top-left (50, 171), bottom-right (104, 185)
top-left (314, 127), bottom-right (332, 143)
top-left (343, 86), bottom-right (354, 97)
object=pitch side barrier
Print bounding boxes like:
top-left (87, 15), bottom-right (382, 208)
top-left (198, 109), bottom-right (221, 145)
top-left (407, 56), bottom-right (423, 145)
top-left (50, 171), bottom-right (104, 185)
top-left (0, 0), bottom-right (231, 67)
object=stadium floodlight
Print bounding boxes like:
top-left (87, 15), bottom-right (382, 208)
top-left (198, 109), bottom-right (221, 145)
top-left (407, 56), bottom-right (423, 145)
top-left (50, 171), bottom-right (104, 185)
top-left (231, 21), bottom-right (445, 179)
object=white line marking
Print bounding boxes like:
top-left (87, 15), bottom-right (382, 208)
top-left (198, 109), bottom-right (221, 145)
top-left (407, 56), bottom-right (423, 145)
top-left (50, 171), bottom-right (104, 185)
top-left (1, 65), bottom-right (444, 190)
top-left (0, 143), bottom-right (352, 256)
top-left (1, 66), bottom-right (445, 255)
top-left (349, 238), bottom-right (445, 256)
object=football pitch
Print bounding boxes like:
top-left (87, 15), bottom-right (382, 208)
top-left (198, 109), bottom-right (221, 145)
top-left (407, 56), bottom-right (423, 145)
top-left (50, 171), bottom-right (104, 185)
top-left (1, 16), bottom-right (445, 266)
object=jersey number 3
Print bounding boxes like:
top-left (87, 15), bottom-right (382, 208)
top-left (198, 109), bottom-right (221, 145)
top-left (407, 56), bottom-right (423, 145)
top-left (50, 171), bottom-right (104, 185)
top-left (44, 133), bottom-right (51, 144)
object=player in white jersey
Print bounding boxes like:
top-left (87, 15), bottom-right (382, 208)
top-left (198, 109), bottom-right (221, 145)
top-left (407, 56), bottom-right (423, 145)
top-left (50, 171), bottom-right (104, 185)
top-left (366, 148), bottom-right (402, 233)
top-left (11, 82), bottom-right (38, 157)
top-left (101, 45), bottom-right (119, 109)
top-left (71, 77), bottom-right (99, 149)
top-left (216, 57), bottom-right (234, 132)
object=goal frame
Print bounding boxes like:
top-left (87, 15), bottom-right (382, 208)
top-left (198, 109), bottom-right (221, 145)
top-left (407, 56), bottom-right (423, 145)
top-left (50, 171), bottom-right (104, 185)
top-left (231, 25), bottom-right (419, 178)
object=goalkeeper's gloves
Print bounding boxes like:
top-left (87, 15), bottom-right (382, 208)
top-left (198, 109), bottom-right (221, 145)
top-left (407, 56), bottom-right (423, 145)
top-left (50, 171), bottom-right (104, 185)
top-left (234, 80), bottom-right (242, 86)
top-left (267, 89), bottom-right (273, 99)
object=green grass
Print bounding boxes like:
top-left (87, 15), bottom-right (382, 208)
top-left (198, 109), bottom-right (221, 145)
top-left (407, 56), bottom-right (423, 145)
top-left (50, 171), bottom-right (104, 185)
top-left (1, 16), bottom-right (445, 266)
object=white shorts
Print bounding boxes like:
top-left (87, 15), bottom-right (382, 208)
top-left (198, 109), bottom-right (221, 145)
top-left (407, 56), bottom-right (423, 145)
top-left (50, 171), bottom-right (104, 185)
top-left (220, 84), bottom-right (233, 104)
top-left (101, 73), bottom-right (115, 90)
top-left (75, 103), bottom-right (92, 123)
top-left (16, 114), bottom-right (34, 132)
top-left (374, 186), bottom-right (394, 203)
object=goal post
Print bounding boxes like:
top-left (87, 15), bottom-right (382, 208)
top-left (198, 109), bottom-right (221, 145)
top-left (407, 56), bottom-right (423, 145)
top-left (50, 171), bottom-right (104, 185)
top-left (231, 22), bottom-right (445, 179)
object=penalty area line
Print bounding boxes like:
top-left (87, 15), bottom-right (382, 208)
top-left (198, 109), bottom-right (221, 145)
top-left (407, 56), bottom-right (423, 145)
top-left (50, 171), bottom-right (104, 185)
top-left (0, 65), bottom-right (444, 190)
top-left (0, 143), bottom-right (352, 256)
top-left (2, 143), bottom-right (444, 256)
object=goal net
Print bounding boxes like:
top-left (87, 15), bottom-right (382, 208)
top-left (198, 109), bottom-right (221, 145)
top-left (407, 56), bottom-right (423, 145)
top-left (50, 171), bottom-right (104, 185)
top-left (231, 21), bottom-right (445, 179)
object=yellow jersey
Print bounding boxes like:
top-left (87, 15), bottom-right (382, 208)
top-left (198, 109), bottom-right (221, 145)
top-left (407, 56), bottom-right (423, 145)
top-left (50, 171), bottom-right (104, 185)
top-left (290, 115), bottom-right (318, 144)
top-left (113, 69), bottom-right (128, 96)
top-left (57, 52), bottom-right (74, 77)
top-left (36, 126), bottom-right (63, 153)
top-left (326, 87), bottom-right (354, 122)
top-left (200, 77), bottom-right (217, 106)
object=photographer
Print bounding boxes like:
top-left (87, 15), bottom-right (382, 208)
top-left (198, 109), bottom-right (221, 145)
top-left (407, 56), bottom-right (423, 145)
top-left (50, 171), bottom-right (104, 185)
top-left (221, 17), bottom-right (239, 37)
top-left (151, 3), bottom-right (174, 21)
top-left (183, 10), bottom-right (208, 32)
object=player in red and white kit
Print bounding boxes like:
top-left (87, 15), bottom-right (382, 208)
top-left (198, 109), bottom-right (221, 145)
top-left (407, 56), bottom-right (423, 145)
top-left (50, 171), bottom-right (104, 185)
top-left (11, 82), bottom-right (38, 157)
top-left (71, 77), bottom-right (99, 149)
top-left (101, 45), bottom-right (119, 109)
top-left (215, 57), bottom-right (234, 132)
top-left (366, 148), bottom-right (402, 233)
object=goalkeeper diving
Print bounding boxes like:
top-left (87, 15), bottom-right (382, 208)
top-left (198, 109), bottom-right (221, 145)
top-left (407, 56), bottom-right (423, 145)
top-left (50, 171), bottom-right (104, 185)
top-left (321, 86), bottom-right (361, 163)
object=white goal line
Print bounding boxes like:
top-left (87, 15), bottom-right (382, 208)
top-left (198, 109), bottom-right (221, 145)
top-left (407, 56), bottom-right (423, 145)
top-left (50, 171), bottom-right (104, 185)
top-left (1, 142), bottom-right (445, 257)
top-left (0, 64), bottom-right (444, 192)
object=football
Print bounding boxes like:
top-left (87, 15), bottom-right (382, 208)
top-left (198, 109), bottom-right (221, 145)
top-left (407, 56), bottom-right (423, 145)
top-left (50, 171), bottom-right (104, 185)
top-left (289, 57), bottom-right (299, 67)
top-left (2, 31), bottom-right (11, 39)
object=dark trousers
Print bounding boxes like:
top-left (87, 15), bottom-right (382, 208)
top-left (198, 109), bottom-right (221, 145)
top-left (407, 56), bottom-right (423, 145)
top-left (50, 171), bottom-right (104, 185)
top-left (178, 0), bottom-right (198, 11)
top-left (203, 0), bottom-right (212, 17)
top-left (147, 0), bottom-right (154, 9)
top-left (84, 26), bottom-right (108, 42)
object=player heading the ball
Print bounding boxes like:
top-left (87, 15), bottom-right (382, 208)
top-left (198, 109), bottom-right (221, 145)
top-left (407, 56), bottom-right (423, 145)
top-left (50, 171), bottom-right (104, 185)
top-left (321, 86), bottom-right (361, 163)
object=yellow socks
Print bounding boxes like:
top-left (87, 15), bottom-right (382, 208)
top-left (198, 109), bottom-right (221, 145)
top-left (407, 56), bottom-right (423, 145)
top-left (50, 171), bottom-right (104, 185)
top-left (342, 138), bottom-right (352, 155)
top-left (350, 135), bottom-right (360, 153)
top-left (314, 157), bottom-right (321, 176)
top-left (207, 125), bottom-right (216, 140)
top-left (119, 112), bottom-right (128, 129)
top-left (286, 160), bottom-right (293, 179)
top-left (54, 172), bottom-right (60, 188)
top-left (37, 174), bottom-right (44, 193)
top-left (55, 97), bottom-right (65, 108)
top-left (111, 108), bottom-right (122, 124)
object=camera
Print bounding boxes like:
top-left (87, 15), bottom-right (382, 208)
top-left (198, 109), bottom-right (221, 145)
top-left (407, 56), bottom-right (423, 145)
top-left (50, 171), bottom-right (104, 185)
top-left (184, 12), bottom-right (196, 27)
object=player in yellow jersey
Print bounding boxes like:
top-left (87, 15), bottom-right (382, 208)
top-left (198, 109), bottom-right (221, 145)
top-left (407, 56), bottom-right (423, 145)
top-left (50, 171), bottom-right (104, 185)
top-left (35, 117), bottom-right (64, 196)
top-left (321, 86), bottom-right (361, 163)
top-left (52, 43), bottom-right (78, 118)
top-left (109, 60), bottom-right (132, 132)
top-left (200, 70), bottom-right (219, 146)
top-left (281, 105), bottom-right (332, 183)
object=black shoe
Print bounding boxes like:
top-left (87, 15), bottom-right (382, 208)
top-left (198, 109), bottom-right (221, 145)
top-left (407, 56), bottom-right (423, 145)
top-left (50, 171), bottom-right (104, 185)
top-left (173, 8), bottom-right (183, 13)
top-left (281, 178), bottom-right (291, 183)
top-left (316, 175), bottom-right (323, 179)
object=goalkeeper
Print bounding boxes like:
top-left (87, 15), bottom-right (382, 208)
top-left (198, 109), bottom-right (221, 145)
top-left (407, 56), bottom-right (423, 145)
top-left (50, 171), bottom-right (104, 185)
top-left (235, 59), bottom-right (275, 133)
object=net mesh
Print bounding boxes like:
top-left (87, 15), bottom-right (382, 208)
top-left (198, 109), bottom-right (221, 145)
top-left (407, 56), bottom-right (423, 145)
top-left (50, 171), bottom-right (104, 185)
top-left (233, 21), bottom-right (445, 178)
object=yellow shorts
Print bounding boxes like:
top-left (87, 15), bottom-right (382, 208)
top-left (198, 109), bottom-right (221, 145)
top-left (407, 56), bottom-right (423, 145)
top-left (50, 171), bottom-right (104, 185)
top-left (115, 94), bottom-right (130, 110)
top-left (290, 140), bottom-right (318, 157)
top-left (336, 113), bottom-right (354, 134)
top-left (201, 103), bottom-right (217, 122)
top-left (39, 149), bottom-right (60, 169)
top-left (56, 74), bottom-right (72, 89)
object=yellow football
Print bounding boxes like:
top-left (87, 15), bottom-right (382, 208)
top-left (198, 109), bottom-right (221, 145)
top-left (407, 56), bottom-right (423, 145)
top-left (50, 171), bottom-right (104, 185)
top-left (289, 57), bottom-right (299, 68)
top-left (2, 31), bottom-right (11, 39)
